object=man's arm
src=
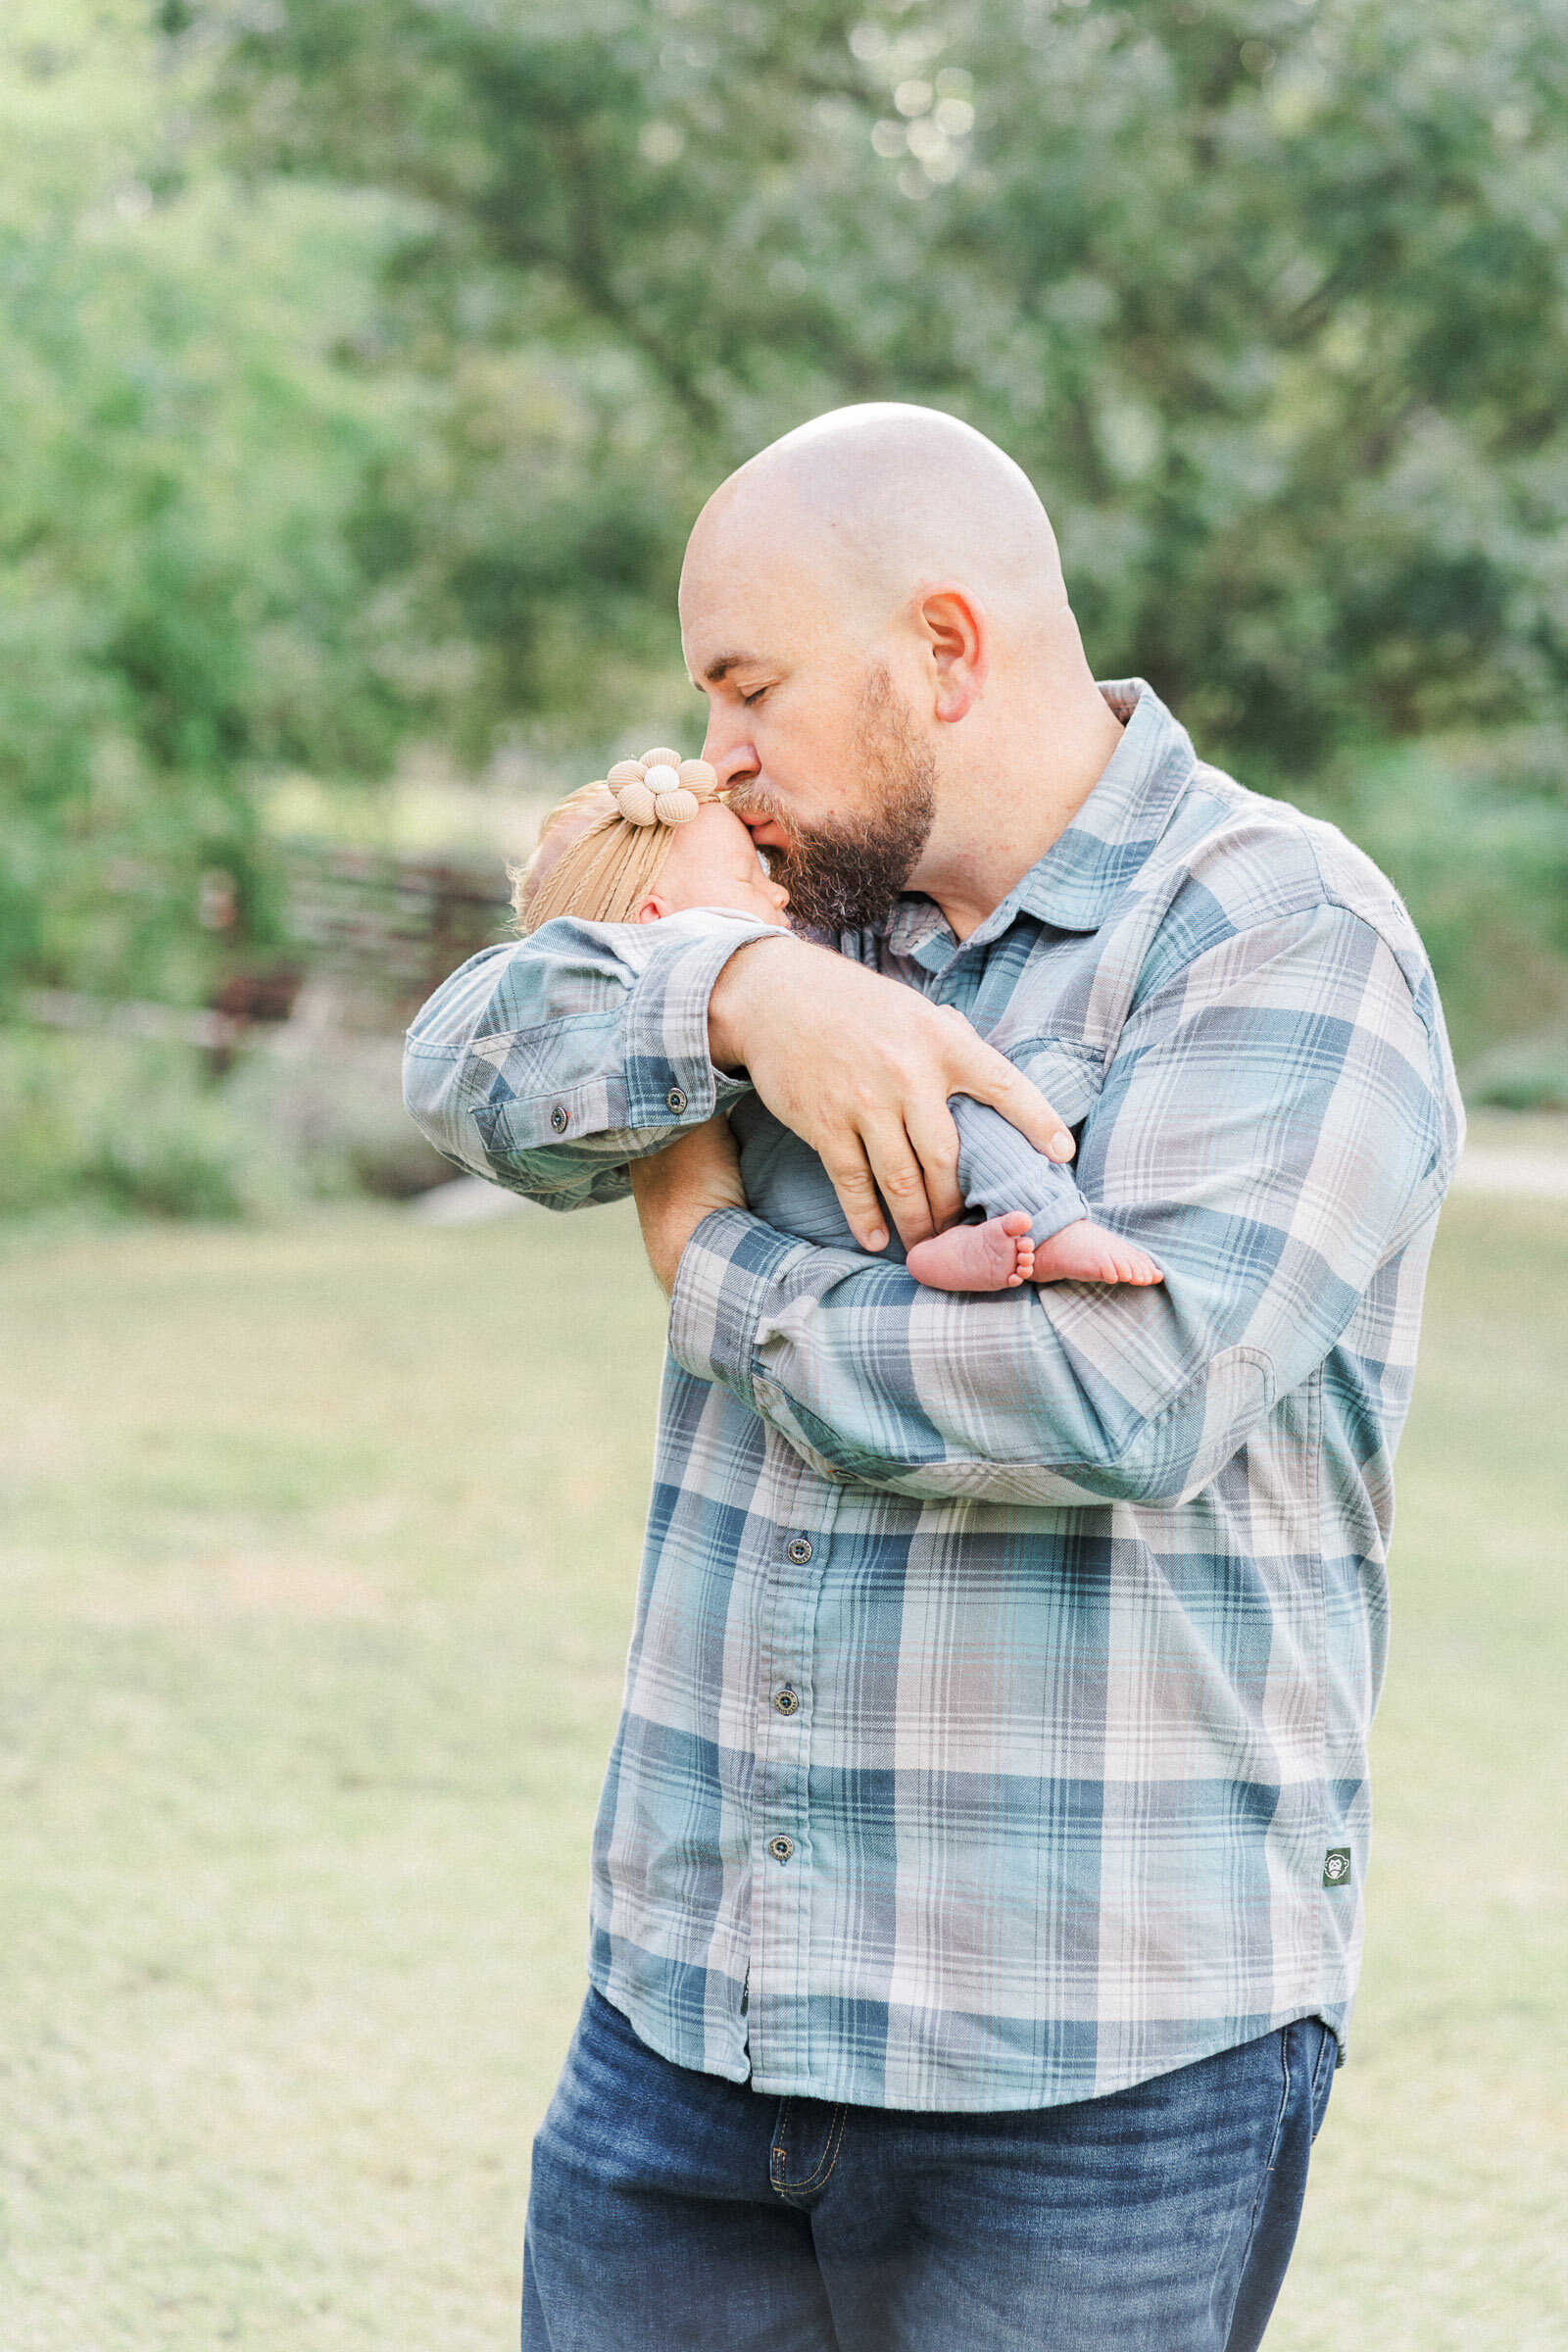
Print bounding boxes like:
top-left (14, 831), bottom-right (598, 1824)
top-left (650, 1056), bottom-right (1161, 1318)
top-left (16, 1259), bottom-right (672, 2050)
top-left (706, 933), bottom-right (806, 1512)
top-left (404, 913), bottom-right (1074, 1237)
top-left (403, 908), bottom-right (785, 1210)
top-left (630, 1087), bottom-right (1093, 1290)
top-left (706, 937), bottom-right (1077, 1249)
top-left (662, 906), bottom-right (1460, 1506)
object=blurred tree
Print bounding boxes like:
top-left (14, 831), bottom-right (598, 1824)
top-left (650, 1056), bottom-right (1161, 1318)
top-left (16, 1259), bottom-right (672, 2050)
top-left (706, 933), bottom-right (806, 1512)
top-left (210, 0), bottom-right (1568, 785)
top-left (0, 0), bottom-right (429, 1005)
top-left (5, 0), bottom-right (1566, 1091)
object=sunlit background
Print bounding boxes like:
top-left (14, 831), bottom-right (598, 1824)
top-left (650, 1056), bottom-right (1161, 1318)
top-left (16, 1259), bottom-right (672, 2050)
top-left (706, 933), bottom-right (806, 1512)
top-left (2, 2), bottom-right (1565, 2345)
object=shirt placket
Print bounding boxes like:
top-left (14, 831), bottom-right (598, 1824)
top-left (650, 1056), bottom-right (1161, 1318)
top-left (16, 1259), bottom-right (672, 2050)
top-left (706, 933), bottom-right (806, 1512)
top-left (744, 1429), bottom-right (843, 2089)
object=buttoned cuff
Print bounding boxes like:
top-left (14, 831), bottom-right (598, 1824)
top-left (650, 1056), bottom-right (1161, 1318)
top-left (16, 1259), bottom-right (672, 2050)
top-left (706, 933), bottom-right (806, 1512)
top-left (668, 1207), bottom-right (817, 1405)
top-left (620, 915), bottom-right (788, 1129)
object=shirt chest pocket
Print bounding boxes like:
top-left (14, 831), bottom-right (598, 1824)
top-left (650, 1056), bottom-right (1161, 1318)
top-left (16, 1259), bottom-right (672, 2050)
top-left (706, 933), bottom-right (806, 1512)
top-left (985, 1034), bottom-right (1105, 1141)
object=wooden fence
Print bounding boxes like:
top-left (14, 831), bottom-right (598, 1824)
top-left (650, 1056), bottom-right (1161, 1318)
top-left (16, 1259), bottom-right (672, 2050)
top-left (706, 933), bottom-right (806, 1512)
top-left (275, 843), bottom-right (516, 1029)
top-left (21, 842), bottom-right (517, 1054)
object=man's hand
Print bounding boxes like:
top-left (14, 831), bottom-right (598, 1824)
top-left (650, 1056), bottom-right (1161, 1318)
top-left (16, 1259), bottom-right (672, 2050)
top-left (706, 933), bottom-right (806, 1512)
top-left (708, 936), bottom-right (1075, 1252)
top-left (628, 1116), bottom-right (748, 1297)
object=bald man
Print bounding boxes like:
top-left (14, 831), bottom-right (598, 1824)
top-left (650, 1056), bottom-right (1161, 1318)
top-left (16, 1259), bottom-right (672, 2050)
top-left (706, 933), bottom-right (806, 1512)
top-left (405, 406), bottom-right (1462, 2351)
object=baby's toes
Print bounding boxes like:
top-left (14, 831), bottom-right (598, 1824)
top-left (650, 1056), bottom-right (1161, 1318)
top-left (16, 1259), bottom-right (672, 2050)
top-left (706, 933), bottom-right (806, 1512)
top-left (1117, 1250), bottom-right (1163, 1285)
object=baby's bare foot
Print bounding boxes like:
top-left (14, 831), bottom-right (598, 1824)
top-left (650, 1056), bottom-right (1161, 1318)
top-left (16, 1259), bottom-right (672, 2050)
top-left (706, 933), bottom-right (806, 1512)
top-left (906, 1211), bottom-right (1036, 1293)
top-left (1031, 1217), bottom-right (1162, 1286)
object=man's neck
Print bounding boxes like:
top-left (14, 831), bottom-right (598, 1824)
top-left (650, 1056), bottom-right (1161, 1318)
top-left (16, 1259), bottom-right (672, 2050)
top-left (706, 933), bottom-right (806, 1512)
top-left (914, 680), bottom-right (1126, 942)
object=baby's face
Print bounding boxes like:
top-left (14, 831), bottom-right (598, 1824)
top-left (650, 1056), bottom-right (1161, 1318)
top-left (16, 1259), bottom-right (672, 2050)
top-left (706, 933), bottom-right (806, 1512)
top-left (639, 802), bottom-right (792, 926)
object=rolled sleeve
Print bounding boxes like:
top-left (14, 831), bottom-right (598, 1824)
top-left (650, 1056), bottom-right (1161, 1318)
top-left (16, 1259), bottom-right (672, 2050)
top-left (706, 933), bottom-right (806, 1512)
top-left (669, 1208), bottom-right (940, 1490)
top-left (617, 914), bottom-right (775, 1127)
top-left (403, 907), bottom-right (787, 1206)
top-left (669, 1208), bottom-right (815, 1402)
top-left (665, 907), bottom-right (1457, 1504)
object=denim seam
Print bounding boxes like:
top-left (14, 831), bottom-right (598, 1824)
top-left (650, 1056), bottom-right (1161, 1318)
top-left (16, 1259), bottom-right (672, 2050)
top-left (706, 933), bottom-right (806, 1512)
top-left (768, 2097), bottom-right (796, 2200)
top-left (1216, 2025), bottom-right (1297, 2345)
top-left (1309, 2022), bottom-right (1337, 2141)
top-left (771, 2099), bottom-right (849, 2202)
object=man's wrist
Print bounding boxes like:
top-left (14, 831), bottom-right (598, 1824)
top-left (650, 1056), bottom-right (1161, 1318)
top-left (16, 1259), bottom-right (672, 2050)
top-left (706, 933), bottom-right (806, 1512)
top-left (627, 1117), bottom-right (749, 1296)
top-left (627, 1160), bottom-right (690, 1295)
top-left (647, 1196), bottom-right (702, 1297)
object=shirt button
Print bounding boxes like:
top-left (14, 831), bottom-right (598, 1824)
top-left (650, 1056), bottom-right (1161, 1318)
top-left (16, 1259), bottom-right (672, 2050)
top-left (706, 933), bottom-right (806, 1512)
top-left (773, 1686), bottom-right (801, 1716)
top-left (767, 1835), bottom-right (795, 1864)
top-left (550, 1104), bottom-right (568, 1133)
top-left (786, 1535), bottom-right (813, 1566)
top-left (666, 1086), bottom-right (688, 1113)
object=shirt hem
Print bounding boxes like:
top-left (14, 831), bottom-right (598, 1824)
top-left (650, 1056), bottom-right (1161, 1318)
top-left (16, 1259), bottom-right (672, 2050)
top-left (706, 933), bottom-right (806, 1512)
top-left (586, 1956), bottom-right (1351, 2112)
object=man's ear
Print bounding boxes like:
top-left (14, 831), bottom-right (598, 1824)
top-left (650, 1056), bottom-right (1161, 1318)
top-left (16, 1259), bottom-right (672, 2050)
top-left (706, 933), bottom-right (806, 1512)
top-left (915, 584), bottom-right (988, 723)
top-left (635, 894), bottom-right (669, 924)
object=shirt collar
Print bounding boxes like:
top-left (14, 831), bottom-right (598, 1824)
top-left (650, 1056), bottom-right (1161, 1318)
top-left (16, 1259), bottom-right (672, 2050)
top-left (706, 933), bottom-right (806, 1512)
top-left (885, 679), bottom-right (1199, 964)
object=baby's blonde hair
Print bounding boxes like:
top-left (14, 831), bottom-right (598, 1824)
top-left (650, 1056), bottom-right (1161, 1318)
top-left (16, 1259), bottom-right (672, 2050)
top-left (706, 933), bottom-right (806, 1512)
top-left (514, 750), bottom-right (724, 932)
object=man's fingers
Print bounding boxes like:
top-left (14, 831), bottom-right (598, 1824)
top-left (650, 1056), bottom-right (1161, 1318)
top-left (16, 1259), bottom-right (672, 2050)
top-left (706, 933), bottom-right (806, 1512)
top-left (949, 1040), bottom-right (1075, 1161)
top-left (859, 1112), bottom-right (940, 1250)
top-left (902, 1097), bottom-right (963, 1235)
top-left (818, 1139), bottom-right (894, 1252)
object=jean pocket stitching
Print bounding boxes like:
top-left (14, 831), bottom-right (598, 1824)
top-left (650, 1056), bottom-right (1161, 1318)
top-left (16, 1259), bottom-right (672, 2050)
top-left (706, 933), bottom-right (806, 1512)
top-left (788, 2103), bottom-right (849, 2196)
top-left (780, 2107), bottom-right (851, 2191)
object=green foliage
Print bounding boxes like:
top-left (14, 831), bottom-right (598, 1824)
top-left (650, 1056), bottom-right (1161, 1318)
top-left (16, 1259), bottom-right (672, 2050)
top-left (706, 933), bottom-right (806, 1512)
top-left (213, 0), bottom-right (1568, 779)
top-left (0, 1034), bottom-right (260, 1219)
top-left (1306, 734), bottom-right (1568, 1066)
top-left (0, 0), bottom-right (428, 1007)
top-left (6, 0), bottom-right (1568, 1182)
top-left (0, 1030), bottom-right (448, 1222)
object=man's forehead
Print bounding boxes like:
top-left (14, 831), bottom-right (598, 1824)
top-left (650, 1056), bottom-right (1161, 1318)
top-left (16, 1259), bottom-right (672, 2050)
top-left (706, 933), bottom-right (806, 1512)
top-left (681, 601), bottom-right (867, 689)
top-left (679, 512), bottom-right (843, 674)
top-left (680, 591), bottom-right (793, 683)
top-left (680, 564), bottom-right (793, 673)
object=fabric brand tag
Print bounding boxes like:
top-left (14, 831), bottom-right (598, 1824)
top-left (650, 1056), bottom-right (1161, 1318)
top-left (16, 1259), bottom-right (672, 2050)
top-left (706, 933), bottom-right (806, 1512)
top-left (1322, 1847), bottom-right (1352, 1888)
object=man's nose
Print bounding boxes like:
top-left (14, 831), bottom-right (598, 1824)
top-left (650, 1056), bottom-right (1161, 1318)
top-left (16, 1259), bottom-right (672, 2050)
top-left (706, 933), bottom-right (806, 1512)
top-left (702, 710), bottom-right (760, 790)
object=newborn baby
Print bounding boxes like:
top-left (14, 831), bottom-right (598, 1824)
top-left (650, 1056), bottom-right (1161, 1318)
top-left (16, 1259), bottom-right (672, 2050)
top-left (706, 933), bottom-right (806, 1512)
top-left (518, 752), bottom-right (1160, 1294)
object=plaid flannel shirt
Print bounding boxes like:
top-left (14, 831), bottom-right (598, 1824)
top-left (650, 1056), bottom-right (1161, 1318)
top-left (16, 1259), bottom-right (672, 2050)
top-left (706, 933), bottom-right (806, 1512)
top-left (404, 682), bottom-right (1462, 2111)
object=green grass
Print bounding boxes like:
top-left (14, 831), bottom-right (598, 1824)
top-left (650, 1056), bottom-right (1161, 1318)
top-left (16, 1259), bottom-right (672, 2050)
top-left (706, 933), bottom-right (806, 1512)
top-left (0, 1194), bottom-right (1563, 2348)
top-left (1272, 1194), bottom-right (1568, 2350)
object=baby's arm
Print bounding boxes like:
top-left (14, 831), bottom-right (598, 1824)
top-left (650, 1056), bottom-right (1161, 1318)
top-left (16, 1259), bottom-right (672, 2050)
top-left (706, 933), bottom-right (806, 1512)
top-left (904, 1097), bottom-right (1162, 1293)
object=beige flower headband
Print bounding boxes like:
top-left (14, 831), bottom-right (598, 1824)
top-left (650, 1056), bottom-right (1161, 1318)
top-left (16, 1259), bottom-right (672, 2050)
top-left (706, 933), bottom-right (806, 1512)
top-left (605, 748), bottom-right (723, 826)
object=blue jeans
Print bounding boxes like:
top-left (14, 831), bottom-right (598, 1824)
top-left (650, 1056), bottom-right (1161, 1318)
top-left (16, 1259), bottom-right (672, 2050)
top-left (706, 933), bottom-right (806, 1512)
top-left (522, 1988), bottom-right (1336, 2351)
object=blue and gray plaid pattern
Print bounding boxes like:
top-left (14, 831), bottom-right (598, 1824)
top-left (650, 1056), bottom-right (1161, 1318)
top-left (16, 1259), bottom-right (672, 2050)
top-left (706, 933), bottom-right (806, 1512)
top-left (725, 1088), bottom-right (1090, 1262)
top-left (405, 682), bottom-right (1463, 2111)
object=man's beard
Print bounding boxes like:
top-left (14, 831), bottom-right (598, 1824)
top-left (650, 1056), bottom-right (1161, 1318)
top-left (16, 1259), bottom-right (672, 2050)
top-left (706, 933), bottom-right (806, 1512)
top-left (727, 663), bottom-right (938, 932)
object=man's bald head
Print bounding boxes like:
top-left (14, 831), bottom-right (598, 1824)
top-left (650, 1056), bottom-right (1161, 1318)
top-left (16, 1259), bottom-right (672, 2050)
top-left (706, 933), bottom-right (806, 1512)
top-left (682, 404), bottom-right (1067, 643)
top-left (678, 404), bottom-right (1117, 938)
